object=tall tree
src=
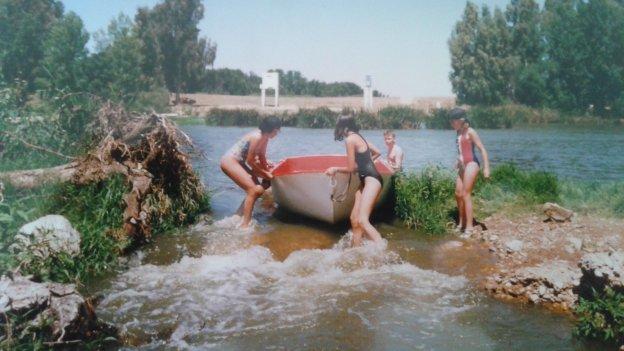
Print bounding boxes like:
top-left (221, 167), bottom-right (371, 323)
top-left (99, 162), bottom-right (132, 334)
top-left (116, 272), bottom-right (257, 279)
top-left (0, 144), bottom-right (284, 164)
top-left (134, 0), bottom-right (216, 103)
top-left (449, 2), bottom-right (482, 104)
top-left (36, 12), bottom-right (89, 94)
top-left (0, 0), bottom-right (63, 96)
top-left (88, 14), bottom-right (152, 103)
top-left (506, 0), bottom-right (545, 105)
top-left (576, 0), bottom-right (624, 115)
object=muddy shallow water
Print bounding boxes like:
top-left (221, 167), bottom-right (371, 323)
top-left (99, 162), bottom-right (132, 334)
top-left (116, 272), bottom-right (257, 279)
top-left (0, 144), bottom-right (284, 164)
top-left (94, 126), bottom-right (618, 350)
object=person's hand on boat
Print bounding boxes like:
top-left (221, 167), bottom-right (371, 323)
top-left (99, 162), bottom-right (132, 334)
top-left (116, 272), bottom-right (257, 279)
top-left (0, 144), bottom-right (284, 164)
top-left (325, 167), bottom-right (338, 176)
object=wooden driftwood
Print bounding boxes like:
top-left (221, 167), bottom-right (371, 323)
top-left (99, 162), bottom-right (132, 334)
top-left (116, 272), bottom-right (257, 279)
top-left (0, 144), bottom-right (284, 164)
top-left (0, 103), bottom-right (204, 243)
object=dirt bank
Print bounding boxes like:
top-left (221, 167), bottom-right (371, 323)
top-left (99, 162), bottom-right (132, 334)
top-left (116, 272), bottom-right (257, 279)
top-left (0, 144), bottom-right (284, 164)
top-left (169, 93), bottom-right (456, 116)
top-left (455, 210), bottom-right (624, 311)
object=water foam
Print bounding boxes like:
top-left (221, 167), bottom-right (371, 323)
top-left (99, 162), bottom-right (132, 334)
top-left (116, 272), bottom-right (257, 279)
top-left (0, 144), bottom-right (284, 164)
top-left (99, 223), bottom-right (470, 349)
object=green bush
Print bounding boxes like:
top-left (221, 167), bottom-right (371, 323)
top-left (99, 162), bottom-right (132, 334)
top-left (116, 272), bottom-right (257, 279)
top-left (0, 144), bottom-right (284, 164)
top-left (394, 166), bottom-right (456, 234)
top-left (354, 109), bottom-right (379, 129)
top-left (128, 86), bottom-right (170, 113)
top-left (394, 163), bottom-right (562, 234)
top-left (378, 106), bottom-right (424, 129)
top-left (425, 108), bottom-right (454, 129)
top-left (468, 106), bottom-right (515, 129)
top-left (204, 108), bottom-right (262, 127)
top-left (576, 287), bottom-right (624, 345)
top-left (292, 107), bottom-right (337, 128)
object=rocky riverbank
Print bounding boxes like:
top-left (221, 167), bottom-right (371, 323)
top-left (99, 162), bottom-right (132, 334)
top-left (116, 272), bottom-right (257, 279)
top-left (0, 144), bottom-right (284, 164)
top-left (459, 206), bottom-right (624, 312)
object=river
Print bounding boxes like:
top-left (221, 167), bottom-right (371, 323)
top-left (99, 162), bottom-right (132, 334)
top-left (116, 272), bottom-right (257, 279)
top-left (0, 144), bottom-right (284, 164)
top-left (95, 126), bottom-right (622, 350)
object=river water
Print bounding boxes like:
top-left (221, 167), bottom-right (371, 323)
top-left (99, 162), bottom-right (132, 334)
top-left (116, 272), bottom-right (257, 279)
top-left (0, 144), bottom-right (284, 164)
top-left (96, 126), bottom-right (622, 350)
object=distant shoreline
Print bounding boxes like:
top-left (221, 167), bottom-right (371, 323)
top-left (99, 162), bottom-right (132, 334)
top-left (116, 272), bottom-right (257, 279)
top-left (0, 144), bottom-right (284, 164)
top-left (169, 93), bottom-right (456, 116)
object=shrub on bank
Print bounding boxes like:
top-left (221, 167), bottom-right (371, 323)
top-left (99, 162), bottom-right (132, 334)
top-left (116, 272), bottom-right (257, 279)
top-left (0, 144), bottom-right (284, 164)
top-left (575, 287), bottom-right (624, 345)
top-left (378, 106), bottom-right (425, 129)
top-left (292, 107), bottom-right (337, 128)
top-left (394, 163), bottom-right (561, 234)
top-left (204, 108), bottom-right (262, 127)
top-left (394, 166), bottom-right (456, 234)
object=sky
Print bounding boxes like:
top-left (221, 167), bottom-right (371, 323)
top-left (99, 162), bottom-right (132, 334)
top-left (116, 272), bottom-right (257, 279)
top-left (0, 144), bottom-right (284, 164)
top-left (61, 0), bottom-right (517, 99)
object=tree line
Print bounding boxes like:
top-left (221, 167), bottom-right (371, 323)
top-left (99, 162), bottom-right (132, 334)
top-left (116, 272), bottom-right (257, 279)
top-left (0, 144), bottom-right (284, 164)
top-left (0, 0), bottom-right (370, 108)
top-left (449, 0), bottom-right (624, 117)
top-left (203, 68), bottom-right (377, 97)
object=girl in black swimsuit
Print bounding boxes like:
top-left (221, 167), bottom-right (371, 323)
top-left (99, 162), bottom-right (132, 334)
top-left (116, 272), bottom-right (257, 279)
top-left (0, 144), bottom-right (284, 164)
top-left (325, 116), bottom-right (384, 247)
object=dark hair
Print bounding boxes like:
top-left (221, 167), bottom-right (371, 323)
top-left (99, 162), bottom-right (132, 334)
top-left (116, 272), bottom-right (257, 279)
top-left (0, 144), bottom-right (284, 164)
top-left (449, 107), bottom-right (467, 120)
top-left (334, 115), bottom-right (359, 141)
top-left (259, 116), bottom-right (282, 134)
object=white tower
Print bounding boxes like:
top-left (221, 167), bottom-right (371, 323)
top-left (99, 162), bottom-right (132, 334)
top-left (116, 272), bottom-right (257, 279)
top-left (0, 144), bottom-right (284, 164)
top-left (363, 75), bottom-right (373, 110)
top-left (260, 71), bottom-right (279, 107)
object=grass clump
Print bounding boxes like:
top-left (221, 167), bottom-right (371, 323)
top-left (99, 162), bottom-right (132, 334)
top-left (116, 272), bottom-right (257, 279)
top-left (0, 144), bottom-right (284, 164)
top-left (394, 166), bottom-right (456, 234)
top-left (13, 175), bottom-right (129, 283)
top-left (575, 287), bottom-right (624, 345)
top-left (394, 163), bottom-right (561, 234)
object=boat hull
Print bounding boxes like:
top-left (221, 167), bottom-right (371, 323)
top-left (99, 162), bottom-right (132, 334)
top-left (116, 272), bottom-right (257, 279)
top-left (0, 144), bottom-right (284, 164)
top-left (272, 155), bottom-right (393, 224)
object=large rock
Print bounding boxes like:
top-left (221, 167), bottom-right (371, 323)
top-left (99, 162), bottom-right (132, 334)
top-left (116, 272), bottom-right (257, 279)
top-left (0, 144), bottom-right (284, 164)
top-left (579, 251), bottom-right (624, 298)
top-left (485, 260), bottom-right (582, 310)
top-left (11, 215), bottom-right (81, 259)
top-left (0, 275), bottom-right (116, 344)
top-left (543, 202), bottom-right (575, 222)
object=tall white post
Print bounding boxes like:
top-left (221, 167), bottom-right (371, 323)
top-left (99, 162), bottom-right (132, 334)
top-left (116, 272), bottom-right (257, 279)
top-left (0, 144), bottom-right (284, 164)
top-left (260, 71), bottom-right (279, 107)
top-left (363, 75), bottom-right (373, 110)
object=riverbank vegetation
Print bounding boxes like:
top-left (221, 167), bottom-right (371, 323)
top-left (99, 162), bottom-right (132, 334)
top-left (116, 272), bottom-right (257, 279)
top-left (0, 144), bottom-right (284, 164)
top-left (194, 104), bottom-right (622, 130)
top-left (201, 106), bottom-right (426, 129)
top-left (450, 0), bottom-right (624, 122)
top-left (394, 163), bottom-right (623, 235)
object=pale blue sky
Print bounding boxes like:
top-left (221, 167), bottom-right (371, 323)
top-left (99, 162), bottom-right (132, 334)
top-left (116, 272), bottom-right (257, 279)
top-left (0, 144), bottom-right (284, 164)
top-left (62, 0), bottom-right (519, 98)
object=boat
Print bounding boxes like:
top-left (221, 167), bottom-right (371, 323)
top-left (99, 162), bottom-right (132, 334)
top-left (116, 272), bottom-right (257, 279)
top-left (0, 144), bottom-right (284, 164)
top-left (271, 155), bottom-right (394, 224)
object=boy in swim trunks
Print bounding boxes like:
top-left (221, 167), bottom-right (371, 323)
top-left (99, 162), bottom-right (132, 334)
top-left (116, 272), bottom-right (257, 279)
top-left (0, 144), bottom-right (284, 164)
top-left (383, 130), bottom-right (404, 172)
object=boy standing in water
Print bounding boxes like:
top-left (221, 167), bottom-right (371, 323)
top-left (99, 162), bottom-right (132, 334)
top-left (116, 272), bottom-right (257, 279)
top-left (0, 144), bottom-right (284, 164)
top-left (383, 130), bottom-right (404, 172)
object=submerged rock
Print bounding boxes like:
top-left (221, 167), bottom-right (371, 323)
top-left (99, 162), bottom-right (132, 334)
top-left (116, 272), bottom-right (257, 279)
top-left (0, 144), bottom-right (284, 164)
top-left (0, 275), bottom-right (116, 345)
top-left (11, 215), bottom-right (81, 259)
top-left (579, 251), bottom-right (624, 297)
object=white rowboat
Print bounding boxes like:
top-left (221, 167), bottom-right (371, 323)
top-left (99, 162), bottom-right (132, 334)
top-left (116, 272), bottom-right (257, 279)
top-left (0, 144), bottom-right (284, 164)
top-left (271, 155), bottom-right (394, 224)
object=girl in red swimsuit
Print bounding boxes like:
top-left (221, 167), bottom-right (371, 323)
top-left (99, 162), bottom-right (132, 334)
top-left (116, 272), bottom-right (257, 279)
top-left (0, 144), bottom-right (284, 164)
top-left (450, 108), bottom-right (490, 237)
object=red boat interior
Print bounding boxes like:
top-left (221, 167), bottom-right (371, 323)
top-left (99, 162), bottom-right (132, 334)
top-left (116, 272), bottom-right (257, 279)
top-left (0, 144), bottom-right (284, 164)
top-left (272, 155), bottom-right (393, 177)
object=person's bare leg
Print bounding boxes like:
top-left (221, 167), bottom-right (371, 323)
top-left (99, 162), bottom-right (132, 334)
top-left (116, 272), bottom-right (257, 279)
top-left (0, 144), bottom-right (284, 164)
top-left (220, 157), bottom-right (263, 228)
top-left (350, 190), bottom-right (364, 246)
top-left (461, 162), bottom-right (480, 232)
top-left (455, 175), bottom-right (465, 229)
top-left (357, 178), bottom-right (383, 244)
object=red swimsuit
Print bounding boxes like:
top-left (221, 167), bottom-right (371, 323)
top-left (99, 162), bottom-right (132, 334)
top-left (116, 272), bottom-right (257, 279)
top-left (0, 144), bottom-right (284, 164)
top-left (457, 131), bottom-right (480, 167)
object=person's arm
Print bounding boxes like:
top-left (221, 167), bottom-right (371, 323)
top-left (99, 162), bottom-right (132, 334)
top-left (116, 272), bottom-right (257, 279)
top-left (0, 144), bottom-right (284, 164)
top-left (368, 142), bottom-right (382, 161)
top-left (246, 135), bottom-right (273, 179)
top-left (394, 147), bottom-right (404, 171)
top-left (257, 138), bottom-right (272, 170)
top-left (469, 129), bottom-right (490, 178)
top-left (325, 137), bottom-right (357, 175)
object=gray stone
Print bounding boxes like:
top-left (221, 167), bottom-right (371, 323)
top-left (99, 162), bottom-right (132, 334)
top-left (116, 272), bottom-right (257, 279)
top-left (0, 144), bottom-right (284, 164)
top-left (505, 239), bottom-right (524, 253)
top-left (0, 274), bottom-right (116, 343)
top-left (11, 215), bottom-right (81, 259)
top-left (567, 237), bottom-right (583, 252)
top-left (579, 251), bottom-right (624, 293)
top-left (0, 275), bottom-right (50, 312)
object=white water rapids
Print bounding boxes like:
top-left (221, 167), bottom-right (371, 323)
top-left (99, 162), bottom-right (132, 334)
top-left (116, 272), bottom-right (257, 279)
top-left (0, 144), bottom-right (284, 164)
top-left (98, 216), bottom-right (471, 349)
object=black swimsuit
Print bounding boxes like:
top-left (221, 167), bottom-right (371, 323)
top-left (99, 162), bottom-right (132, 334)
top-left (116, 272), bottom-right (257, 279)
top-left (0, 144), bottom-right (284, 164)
top-left (353, 133), bottom-right (383, 186)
